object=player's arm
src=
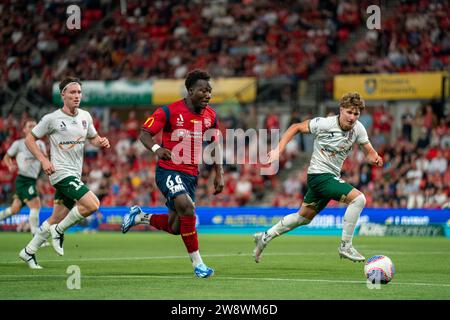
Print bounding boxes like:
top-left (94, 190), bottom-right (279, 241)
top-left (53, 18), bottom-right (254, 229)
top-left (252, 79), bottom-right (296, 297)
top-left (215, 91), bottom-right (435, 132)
top-left (361, 142), bottom-right (383, 167)
top-left (88, 135), bottom-right (110, 148)
top-left (267, 119), bottom-right (310, 163)
top-left (2, 153), bottom-right (17, 173)
top-left (25, 132), bottom-right (55, 175)
top-left (140, 130), bottom-right (171, 160)
top-left (212, 144), bottom-right (224, 195)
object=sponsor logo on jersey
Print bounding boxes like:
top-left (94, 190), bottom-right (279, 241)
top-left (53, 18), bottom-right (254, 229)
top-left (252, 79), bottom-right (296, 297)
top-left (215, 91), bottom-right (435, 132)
top-left (58, 136), bottom-right (85, 150)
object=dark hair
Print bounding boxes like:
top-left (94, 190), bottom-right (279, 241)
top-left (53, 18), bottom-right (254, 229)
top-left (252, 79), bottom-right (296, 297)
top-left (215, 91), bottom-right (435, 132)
top-left (185, 69), bottom-right (210, 90)
top-left (59, 77), bottom-right (82, 92)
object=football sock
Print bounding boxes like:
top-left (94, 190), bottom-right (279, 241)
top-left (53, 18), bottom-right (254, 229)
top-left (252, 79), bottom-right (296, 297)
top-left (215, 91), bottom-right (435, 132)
top-left (56, 206), bottom-right (84, 233)
top-left (135, 211), bottom-right (151, 224)
top-left (149, 214), bottom-right (173, 234)
top-left (189, 250), bottom-right (204, 268)
top-left (180, 215), bottom-right (198, 253)
top-left (0, 207), bottom-right (13, 221)
top-left (265, 212), bottom-right (311, 241)
top-left (29, 208), bottom-right (40, 235)
top-left (26, 221), bottom-right (50, 254)
top-left (342, 194), bottom-right (366, 244)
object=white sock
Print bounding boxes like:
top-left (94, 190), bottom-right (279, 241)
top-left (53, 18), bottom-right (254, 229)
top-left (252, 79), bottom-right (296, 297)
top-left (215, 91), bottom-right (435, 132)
top-left (0, 207), bottom-right (13, 221)
top-left (189, 250), bottom-right (204, 267)
top-left (56, 206), bottom-right (84, 233)
top-left (29, 208), bottom-right (40, 235)
top-left (342, 194), bottom-right (366, 244)
top-left (266, 212), bottom-right (311, 241)
top-left (26, 221), bottom-right (51, 254)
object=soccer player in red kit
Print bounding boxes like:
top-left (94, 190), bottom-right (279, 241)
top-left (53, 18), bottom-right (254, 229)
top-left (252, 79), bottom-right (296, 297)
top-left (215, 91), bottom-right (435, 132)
top-left (121, 70), bottom-right (224, 278)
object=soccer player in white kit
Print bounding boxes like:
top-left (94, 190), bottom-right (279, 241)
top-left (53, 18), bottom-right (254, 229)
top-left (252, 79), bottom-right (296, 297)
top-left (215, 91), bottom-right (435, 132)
top-left (0, 120), bottom-right (46, 236)
top-left (254, 92), bottom-right (383, 263)
top-left (19, 77), bottom-right (110, 269)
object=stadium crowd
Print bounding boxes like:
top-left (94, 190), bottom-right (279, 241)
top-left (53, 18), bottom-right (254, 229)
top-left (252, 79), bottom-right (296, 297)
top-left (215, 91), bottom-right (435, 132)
top-left (0, 0), bottom-right (448, 209)
top-left (2, 0), bottom-right (354, 102)
top-left (1, 102), bottom-right (448, 209)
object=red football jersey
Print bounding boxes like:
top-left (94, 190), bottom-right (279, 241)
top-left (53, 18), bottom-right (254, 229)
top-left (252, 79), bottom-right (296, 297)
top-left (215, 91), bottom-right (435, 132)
top-left (142, 99), bottom-right (219, 176)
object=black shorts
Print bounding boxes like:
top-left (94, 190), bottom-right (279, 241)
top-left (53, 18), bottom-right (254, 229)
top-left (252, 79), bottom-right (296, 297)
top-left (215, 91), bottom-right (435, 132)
top-left (155, 166), bottom-right (198, 211)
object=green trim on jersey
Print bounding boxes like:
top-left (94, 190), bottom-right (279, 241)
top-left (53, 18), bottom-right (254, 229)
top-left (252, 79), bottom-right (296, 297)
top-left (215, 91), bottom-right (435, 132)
top-left (14, 175), bottom-right (38, 205)
top-left (54, 176), bottom-right (89, 209)
top-left (303, 173), bottom-right (354, 213)
top-left (60, 108), bottom-right (79, 117)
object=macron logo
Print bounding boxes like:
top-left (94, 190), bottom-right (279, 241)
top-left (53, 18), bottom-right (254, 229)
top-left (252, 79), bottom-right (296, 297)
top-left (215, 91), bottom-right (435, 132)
top-left (176, 114), bottom-right (184, 127)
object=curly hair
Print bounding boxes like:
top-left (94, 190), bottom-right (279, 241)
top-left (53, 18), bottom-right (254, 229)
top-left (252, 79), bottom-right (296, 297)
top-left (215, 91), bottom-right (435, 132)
top-left (339, 92), bottom-right (365, 112)
top-left (185, 69), bottom-right (211, 90)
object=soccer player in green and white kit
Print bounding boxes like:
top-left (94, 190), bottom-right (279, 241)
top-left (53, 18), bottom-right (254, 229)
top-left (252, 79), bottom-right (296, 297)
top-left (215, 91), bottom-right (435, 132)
top-left (254, 92), bottom-right (383, 263)
top-left (19, 77), bottom-right (110, 269)
top-left (0, 120), bottom-right (46, 237)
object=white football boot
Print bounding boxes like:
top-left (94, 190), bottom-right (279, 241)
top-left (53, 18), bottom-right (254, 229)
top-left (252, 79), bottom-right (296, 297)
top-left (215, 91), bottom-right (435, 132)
top-left (338, 241), bottom-right (365, 262)
top-left (253, 232), bottom-right (269, 263)
top-left (49, 224), bottom-right (64, 256)
top-left (19, 248), bottom-right (43, 269)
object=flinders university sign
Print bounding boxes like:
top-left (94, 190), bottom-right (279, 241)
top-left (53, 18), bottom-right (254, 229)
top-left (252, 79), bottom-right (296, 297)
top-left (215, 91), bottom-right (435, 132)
top-left (334, 72), bottom-right (448, 100)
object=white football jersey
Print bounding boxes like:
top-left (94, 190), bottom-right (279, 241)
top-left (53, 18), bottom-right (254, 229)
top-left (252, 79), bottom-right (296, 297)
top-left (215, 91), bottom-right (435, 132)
top-left (31, 108), bottom-right (97, 185)
top-left (308, 115), bottom-right (369, 176)
top-left (7, 138), bottom-right (46, 179)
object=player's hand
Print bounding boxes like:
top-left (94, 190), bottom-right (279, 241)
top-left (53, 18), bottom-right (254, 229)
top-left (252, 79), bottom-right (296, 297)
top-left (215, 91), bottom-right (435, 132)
top-left (7, 163), bottom-right (17, 173)
top-left (98, 136), bottom-right (110, 148)
top-left (213, 175), bottom-right (224, 195)
top-left (371, 154), bottom-right (383, 167)
top-left (156, 148), bottom-right (172, 160)
top-left (267, 148), bottom-right (280, 164)
top-left (41, 158), bottom-right (55, 175)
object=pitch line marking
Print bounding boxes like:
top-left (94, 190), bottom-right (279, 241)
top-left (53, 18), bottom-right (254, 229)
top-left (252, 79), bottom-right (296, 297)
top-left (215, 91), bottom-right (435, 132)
top-left (0, 274), bottom-right (449, 288)
top-left (1, 250), bottom-right (449, 265)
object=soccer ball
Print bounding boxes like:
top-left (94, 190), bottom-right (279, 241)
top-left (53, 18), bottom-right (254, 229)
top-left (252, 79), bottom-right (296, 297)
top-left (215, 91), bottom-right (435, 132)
top-left (364, 255), bottom-right (395, 284)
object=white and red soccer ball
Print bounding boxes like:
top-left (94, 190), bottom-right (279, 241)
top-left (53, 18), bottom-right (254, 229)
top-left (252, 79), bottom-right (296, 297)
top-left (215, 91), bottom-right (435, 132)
top-left (364, 255), bottom-right (395, 284)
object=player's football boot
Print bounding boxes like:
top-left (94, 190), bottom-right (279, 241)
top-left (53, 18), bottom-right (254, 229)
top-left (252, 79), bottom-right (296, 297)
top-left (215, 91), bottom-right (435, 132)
top-left (253, 232), bottom-right (269, 263)
top-left (194, 263), bottom-right (214, 278)
top-left (19, 248), bottom-right (43, 269)
top-left (49, 224), bottom-right (64, 256)
top-left (121, 206), bottom-right (142, 233)
top-left (40, 240), bottom-right (51, 248)
top-left (338, 241), bottom-right (365, 262)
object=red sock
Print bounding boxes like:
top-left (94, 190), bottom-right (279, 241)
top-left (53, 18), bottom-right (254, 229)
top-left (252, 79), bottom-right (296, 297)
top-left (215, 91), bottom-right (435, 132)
top-left (150, 214), bottom-right (173, 234)
top-left (180, 215), bottom-right (198, 253)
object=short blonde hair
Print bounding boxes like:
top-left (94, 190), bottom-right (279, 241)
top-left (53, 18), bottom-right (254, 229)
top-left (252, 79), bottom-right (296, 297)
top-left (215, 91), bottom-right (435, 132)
top-left (339, 92), bottom-right (365, 112)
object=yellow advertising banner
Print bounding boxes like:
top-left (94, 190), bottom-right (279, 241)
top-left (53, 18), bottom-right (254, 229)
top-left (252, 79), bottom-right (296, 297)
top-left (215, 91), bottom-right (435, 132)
top-left (334, 72), bottom-right (447, 100)
top-left (153, 77), bottom-right (256, 105)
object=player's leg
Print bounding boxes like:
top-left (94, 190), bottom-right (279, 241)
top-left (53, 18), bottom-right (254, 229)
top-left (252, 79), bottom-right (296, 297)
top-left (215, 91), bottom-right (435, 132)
top-left (168, 209), bottom-right (180, 235)
top-left (48, 177), bottom-right (94, 256)
top-left (338, 187), bottom-right (366, 262)
top-left (0, 175), bottom-right (32, 221)
top-left (310, 174), bottom-right (365, 261)
top-left (26, 196), bottom-right (41, 235)
top-left (253, 196), bottom-right (326, 263)
top-left (121, 206), bottom-right (178, 234)
top-left (0, 197), bottom-right (22, 221)
top-left (253, 173), bottom-right (332, 263)
top-left (173, 193), bottom-right (213, 278)
top-left (19, 202), bottom-right (70, 269)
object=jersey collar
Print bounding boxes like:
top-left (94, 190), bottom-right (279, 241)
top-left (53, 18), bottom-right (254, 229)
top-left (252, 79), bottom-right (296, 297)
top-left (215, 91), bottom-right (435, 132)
top-left (60, 107), bottom-right (79, 117)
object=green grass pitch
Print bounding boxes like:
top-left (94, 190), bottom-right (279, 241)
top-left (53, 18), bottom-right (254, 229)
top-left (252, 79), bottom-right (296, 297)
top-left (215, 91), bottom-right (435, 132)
top-left (0, 232), bottom-right (449, 300)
